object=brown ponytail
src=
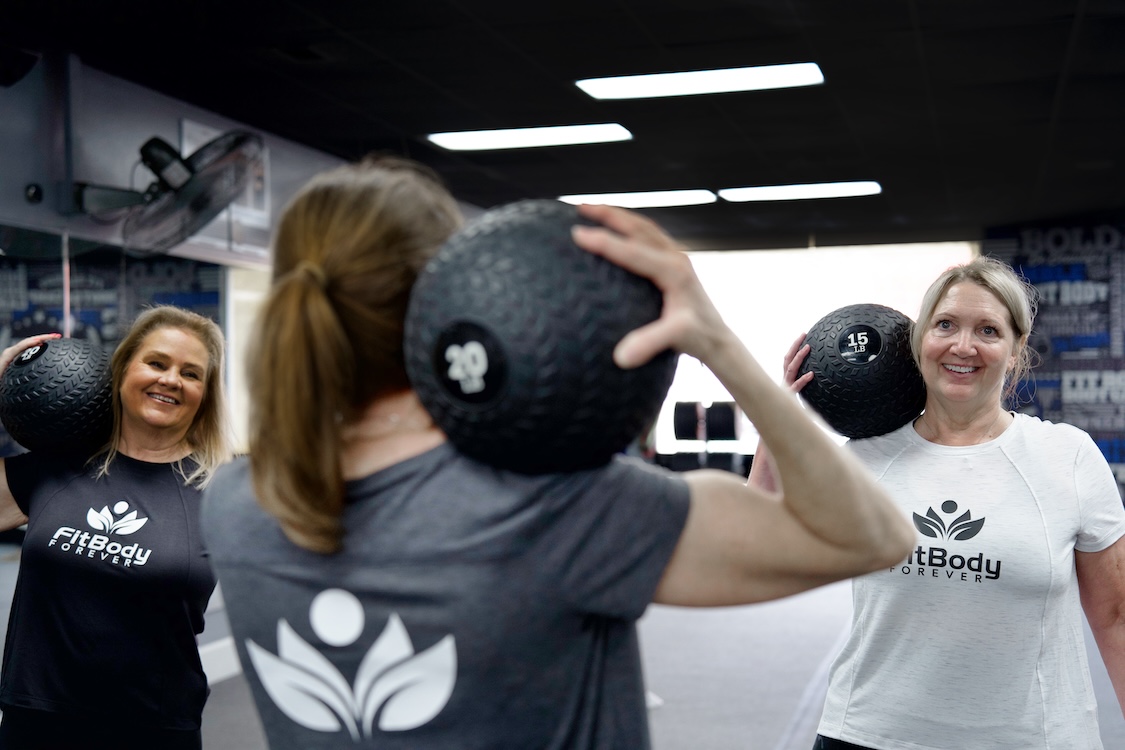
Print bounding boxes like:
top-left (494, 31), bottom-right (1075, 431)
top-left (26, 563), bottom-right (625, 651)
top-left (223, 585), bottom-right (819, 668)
top-left (247, 157), bottom-right (462, 553)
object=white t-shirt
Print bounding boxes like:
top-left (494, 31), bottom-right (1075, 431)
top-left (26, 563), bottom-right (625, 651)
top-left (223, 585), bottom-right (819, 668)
top-left (818, 413), bottom-right (1125, 750)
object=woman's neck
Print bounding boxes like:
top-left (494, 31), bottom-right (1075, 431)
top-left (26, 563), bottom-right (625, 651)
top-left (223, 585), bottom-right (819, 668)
top-left (914, 403), bottom-right (1013, 446)
top-left (117, 429), bottom-right (193, 463)
top-left (340, 391), bottom-right (446, 478)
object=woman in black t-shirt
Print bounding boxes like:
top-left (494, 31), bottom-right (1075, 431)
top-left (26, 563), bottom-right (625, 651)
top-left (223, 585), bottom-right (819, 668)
top-left (0, 305), bottom-right (233, 750)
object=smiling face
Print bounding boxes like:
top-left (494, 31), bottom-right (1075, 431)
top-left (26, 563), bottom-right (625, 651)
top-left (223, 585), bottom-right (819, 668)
top-left (919, 281), bottom-right (1020, 414)
top-left (118, 327), bottom-right (210, 441)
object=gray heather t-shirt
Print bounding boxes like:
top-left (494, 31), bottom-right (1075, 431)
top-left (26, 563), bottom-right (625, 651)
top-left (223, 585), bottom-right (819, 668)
top-left (202, 443), bottom-right (690, 749)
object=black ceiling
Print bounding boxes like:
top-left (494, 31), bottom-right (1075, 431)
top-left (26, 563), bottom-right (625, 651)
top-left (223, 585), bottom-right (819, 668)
top-left (4, 0), bottom-right (1125, 250)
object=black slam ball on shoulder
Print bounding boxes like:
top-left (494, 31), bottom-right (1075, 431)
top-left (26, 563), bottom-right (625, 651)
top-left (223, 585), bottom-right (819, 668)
top-left (796, 303), bottom-right (926, 439)
top-left (405, 199), bottom-right (678, 474)
top-left (0, 337), bottom-right (114, 455)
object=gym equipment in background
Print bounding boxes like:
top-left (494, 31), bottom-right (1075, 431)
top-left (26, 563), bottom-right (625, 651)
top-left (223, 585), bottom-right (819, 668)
top-left (672, 400), bottom-right (740, 441)
top-left (673, 401), bottom-right (703, 440)
top-left (705, 401), bottom-right (739, 440)
top-left (71, 130), bottom-right (264, 256)
top-left (405, 199), bottom-right (678, 474)
top-left (665, 400), bottom-right (746, 475)
top-left (0, 338), bottom-right (113, 455)
top-left (797, 303), bottom-right (926, 439)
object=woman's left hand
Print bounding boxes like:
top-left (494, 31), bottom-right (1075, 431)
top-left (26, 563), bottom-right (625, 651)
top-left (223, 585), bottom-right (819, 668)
top-left (782, 333), bottom-right (814, 393)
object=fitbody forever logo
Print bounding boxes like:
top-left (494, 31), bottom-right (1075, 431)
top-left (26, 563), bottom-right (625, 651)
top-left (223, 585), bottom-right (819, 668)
top-left (48, 501), bottom-right (153, 566)
top-left (247, 588), bottom-right (457, 741)
top-left (912, 500), bottom-right (984, 540)
top-left (899, 500), bottom-right (1002, 581)
top-left (87, 501), bottom-right (148, 535)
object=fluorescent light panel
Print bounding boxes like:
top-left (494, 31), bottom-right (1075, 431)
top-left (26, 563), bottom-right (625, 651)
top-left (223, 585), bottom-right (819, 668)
top-left (719, 181), bottom-right (882, 202)
top-left (558, 182), bottom-right (880, 208)
top-left (576, 63), bottom-right (823, 100)
top-left (426, 123), bottom-right (631, 151)
top-left (558, 190), bottom-right (717, 209)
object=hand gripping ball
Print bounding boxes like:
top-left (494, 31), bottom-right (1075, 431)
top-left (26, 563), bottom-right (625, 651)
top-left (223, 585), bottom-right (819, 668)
top-left (405, 199), bottom-right (678, 473)
top-left (0, 338), bottom-right (114, 455)
top-left (796, 303), bottom-right (926, 439)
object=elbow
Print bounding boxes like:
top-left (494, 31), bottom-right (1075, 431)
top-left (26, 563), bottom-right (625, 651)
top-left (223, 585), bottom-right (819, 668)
top-left (878, 521), bottom-right (915, 570)
top-left (861, 511), bottom-right (914, 573)
top-left (868, 481), bottom-right (915, 571)
top-left (1085, 600), bottom-right (1125, 637)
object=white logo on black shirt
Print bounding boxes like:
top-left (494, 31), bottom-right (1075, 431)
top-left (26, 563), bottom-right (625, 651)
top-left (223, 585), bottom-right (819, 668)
top-left (246, 588), bottom-right (457, 740)
top-left (87, 501), bottom-right (149, 535)
top-left (47, 502), bottom-right (153, 566)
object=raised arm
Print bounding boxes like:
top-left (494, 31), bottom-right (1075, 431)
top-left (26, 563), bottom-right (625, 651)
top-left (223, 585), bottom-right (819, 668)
top-left (745, 333), bottom-right (812, 494)
top-left (573, 205), bottom-right (913, 606)
top-left (0, 333), bottom-right (60, 533)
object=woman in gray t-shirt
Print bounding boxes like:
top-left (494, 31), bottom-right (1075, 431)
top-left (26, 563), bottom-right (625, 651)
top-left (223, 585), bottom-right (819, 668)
top-left (202, 156), bottom-right (913, 750)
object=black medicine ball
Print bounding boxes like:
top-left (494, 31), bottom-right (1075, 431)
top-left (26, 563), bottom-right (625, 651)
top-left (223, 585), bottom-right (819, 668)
top-left (796, 303), bottom-right (926, 439)
top-left (0, 338), bottom-right (113, 455)
top-left (404, 199), bottom-right (678, 474)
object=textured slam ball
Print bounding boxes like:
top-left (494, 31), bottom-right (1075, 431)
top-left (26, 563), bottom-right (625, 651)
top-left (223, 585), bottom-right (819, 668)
top-left (796, 303), bottom-right (926, 439)
top-left (0, 338), bottom-right (113, 455)
top-left (405, 199), bottom-right (678, 473)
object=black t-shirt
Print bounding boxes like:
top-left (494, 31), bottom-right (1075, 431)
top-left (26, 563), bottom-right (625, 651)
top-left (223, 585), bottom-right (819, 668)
top-left (2, 452), bottom-right (216, 729)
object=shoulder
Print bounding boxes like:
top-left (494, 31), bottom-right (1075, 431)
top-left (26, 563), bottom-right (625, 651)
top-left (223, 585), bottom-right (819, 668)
top-left (202, 456), bottom-right (253, 507)
top-left (431, 446), bottom-right (687, 510)
top-left (1010, 413), bottom-right (1094, 452)
top-left (200, 457), bottom-right (259, 542)
top-left (845, 421), bottom-right (915, 468)
top-left (477, 454), bottom-right (689, 531)
top-left (5, 450), bottom-right (89, 493)
top-left (578, 456), bottom-right (691, 524)
top-left (210, 453), bottom-right (251, 483)
top-left (569, 454), bottom-right (686, 499)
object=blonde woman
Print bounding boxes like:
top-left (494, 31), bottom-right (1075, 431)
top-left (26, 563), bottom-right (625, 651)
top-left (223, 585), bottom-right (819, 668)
top-left (0, 305), bottom-right (232, 750)
top-left (758, 256), bottom-right (1125, 750)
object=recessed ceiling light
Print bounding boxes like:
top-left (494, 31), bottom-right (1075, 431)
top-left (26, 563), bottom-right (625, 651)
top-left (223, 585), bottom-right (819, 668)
top-left (719, 181), bottom-right (882, 202)
top-left (557, 190), bottom-right (718, 209)
top-left (426, 123), bottom-right (632, 151)
top-left (576, 63), bottom-right (823, 100)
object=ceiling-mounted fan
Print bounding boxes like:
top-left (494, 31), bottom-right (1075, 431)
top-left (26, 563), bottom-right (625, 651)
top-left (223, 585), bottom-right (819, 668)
top-left (72, 129), bottom-right (264, 255)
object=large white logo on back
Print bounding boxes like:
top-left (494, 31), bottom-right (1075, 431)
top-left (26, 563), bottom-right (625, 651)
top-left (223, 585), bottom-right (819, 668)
top-left (246, 588), bottom-right (457, 740)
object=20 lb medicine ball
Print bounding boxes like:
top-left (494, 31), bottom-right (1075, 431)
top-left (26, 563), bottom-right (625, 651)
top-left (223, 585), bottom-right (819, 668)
top-left (797, 303), bottom-right (926, 439)
top-left (404, 199), bottom-right (678, 474)
top-left (0, 338), bottom-right (113, 455)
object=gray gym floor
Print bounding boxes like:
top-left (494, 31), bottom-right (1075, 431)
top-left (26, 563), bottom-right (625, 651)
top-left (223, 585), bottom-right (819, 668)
top-left (0, 544), bottom-right (1119, 749)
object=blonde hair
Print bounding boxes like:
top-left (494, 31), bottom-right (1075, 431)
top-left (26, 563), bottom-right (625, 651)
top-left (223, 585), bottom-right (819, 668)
top-left (99, 305), bottom-right (233, 487)
top-left (248, 156), bottom-right (462, 554)
top-left (911, 255), bottom-right (1039, 402)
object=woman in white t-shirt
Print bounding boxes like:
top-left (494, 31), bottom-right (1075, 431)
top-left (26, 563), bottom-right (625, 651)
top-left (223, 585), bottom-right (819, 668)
top-left (755, 255), bottom-right (1125, 750)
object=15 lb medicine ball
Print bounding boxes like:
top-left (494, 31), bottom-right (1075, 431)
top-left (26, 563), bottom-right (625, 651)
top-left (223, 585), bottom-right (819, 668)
top-left (0, 338), bottom-right (113, 455)
top-left (404, 199), bottom-right (678, 474)
top-left (796, 303), bottom-right (926, 439)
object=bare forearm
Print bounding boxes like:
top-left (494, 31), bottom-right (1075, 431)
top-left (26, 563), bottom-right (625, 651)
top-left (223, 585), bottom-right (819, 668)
top-left (704, 330), bottom-right (910, 565)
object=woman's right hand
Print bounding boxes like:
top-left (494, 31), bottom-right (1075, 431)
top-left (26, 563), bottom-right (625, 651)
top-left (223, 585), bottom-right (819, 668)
top-left (571, 203), bottom-right (732, 369)
top-left (0, 333), bottom-right (61, 379)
